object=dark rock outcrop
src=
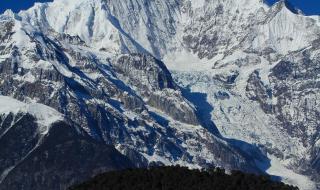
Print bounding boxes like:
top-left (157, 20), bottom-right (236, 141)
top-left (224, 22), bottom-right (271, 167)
top-left (0, 113), bottom-right (133, 190)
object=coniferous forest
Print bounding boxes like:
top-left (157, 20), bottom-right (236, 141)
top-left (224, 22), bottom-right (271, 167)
top-left (69, 166), bottom-right (298, 190)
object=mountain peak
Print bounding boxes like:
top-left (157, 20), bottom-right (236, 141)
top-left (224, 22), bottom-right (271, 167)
top-left (0, 0), bottom-right (320, 189)
top-left (276, 0), bottom-right (303, 15)
top-left (3, 9), bottom-right (14, 17)
top-left (1, 9), bottom-right (16, 20)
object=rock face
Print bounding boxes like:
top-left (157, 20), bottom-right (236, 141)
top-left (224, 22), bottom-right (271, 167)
top-left (113, 54), bottom-right (199, 125)
top-left (0, 120), bottom-right (133, 190)
top-left (0, 97), bottom-right (133, 190)
top-left (114, 54), bottom-right (176, 91)
top-left (0, 3), bottom-right (264, 190)
top-left (0, 0), bottom-right (320, 189)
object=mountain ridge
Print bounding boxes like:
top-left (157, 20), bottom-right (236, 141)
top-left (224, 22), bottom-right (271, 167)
top-left (0, 0), bottom-right (320, 189)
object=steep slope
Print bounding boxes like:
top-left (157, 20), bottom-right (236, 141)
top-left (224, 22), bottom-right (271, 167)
top-left (165, 1), bottom-right (320, 189)
top-left (0, 2), bottom-right (267, 190)
top-left (0, 11), bottom-right (258, 171)
top-left (0, 0), bottom-right (320, 189)
top-left (20, 0), bottom-right (181, 58)
top-left (0, 96), bottom-right (133, 190)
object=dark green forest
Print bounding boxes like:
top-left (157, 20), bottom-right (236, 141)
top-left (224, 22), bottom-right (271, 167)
top-left (69, 166), bottom-right (298, 190)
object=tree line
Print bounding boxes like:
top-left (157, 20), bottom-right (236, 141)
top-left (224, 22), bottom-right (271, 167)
top-left (69, 166), bottom-right (298, 190)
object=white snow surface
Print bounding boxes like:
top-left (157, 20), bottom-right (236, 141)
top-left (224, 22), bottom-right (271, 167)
top-left (0, 96), bottom-right (63, 133)
top-left (256, 155), bottom-right (317, 190)
top-left (1, 0), bottom-right (320, 189)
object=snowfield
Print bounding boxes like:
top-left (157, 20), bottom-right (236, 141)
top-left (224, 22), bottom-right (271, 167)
top-left (0, 0), bottom-right (320, 189)
top-left (0, 96), bottom-right (63, 134)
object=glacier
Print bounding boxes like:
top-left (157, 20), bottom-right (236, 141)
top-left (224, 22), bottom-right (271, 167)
top-left (0, 0), bottom-right (319, 189)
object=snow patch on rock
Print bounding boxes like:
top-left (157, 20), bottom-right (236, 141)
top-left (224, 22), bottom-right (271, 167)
top-left (0, 96), bottom-right (63, 134)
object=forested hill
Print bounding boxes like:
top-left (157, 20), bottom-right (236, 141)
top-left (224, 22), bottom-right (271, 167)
top-left (69, 166), bottom-right (298, 190)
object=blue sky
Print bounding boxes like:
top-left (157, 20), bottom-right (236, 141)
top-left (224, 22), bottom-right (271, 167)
top-left (266, 0), bottom-right (320, 15)
top-left (0, 0), bottom-right (319, 15)
top-left (0, 0), bottom-right (52, 13)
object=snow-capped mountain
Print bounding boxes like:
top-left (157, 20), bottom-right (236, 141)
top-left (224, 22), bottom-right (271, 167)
top-left (0, 0), bottom-right (319, 189)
